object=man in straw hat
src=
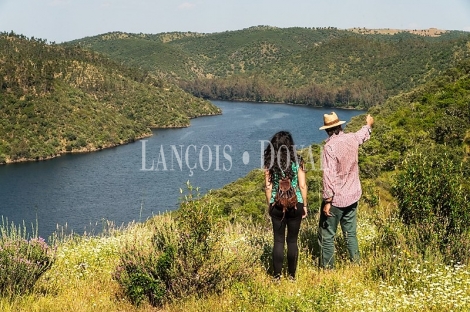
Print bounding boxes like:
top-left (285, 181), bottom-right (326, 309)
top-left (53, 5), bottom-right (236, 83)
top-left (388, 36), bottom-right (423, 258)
top-left (318, 112), bottom-right (374, 269)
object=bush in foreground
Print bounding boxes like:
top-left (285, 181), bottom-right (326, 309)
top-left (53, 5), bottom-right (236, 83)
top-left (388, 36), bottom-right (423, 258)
top-left (114, 184), bottom-right (261, 307)
top-left (0, 219), bottom-right (55, 298)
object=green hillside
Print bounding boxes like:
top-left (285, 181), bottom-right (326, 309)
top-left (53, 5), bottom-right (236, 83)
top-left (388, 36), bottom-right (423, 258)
top-left (349, 58), bottom-right (470, 179)
top-left (0, 32), bottom-right (220, 164)
top-left (69, 26), bottom-right (470, 108)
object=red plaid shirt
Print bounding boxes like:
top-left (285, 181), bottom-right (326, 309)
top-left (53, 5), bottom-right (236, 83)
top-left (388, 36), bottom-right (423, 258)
top-left (322, 125), bottom-right (371, 208)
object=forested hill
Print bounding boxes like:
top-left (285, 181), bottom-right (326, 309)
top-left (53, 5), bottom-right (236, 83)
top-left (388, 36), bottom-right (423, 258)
top-left (0, 33), bottom-right (220, 164)
top-left (69, 26), bottom-right (470, 108)
top-left (347, 58), bottom-right (470, 179)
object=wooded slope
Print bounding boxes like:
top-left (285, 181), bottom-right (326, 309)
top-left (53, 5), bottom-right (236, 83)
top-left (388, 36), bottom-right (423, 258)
top-left (0, 33), bottom-right (220, 163)
top-left (70, 26), bottom-right (470, 108)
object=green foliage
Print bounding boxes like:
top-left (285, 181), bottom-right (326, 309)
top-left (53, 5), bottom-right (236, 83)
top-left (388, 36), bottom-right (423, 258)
top-left (114, 184), bottom-right (256, 307)
top-left (206, 169), bottom-right (267, 223)
top-left (346, 58), bottom-right (470, 179)
top-left (0, 33), bottom-right (220, 163)
top-left (70, 28), bottom-right (470, 108)
top-left (0, 219), bottom-right (55, 298)
top-left (392, 146), bottom-right (470, 262)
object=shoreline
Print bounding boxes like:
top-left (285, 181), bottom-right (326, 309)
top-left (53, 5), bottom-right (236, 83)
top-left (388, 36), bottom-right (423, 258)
top-left (1, 110), bottom-right (222, 165)
top-left (1, 132), bottom-right (154, 165)
top-left (208, 98), bottom-right (363, 110)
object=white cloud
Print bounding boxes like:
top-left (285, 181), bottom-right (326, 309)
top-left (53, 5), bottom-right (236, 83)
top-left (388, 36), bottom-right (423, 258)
top-left (178, 2), bottom-right (196, 10)
top-left (464, 26), bottom-right (470, 32)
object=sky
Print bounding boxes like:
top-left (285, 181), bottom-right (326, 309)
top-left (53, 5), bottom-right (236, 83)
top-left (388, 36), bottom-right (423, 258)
top-left (0, 0), bottom-right (469, 43)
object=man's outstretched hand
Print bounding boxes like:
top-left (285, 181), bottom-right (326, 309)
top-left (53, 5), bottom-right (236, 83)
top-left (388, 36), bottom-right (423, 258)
top-left (366, 114), bottom-right (374, 127)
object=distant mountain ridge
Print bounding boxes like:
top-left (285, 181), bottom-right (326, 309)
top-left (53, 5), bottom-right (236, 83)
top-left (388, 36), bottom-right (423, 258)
top-left (68, 26), bottom-right (470, 108)
top-left (0, 33), bottom-right (220, 164)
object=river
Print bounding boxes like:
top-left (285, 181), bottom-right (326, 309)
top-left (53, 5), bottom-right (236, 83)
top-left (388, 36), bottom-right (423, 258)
top-left (0, 101), bottom-right (365, 238)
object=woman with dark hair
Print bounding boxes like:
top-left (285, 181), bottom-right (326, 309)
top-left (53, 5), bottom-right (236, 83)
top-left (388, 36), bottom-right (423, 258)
top-left (264, 131), bottom-right (308, 280)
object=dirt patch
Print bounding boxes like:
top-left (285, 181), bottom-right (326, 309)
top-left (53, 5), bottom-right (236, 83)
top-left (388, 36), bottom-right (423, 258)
top-left (347, 27), bottom-right (448, 37)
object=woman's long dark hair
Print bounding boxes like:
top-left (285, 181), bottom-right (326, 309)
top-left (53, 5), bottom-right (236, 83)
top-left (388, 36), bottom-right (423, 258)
top-left (264, 131), bottom-right (299, 183)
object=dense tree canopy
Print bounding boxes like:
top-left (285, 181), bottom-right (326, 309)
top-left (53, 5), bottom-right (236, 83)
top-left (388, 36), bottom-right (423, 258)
top-left (0, 33), bottom-right (220, 163)
top-left (345, 58), bottom-right (470, 179)
top-left (70, 27), bottom-right (470, 108)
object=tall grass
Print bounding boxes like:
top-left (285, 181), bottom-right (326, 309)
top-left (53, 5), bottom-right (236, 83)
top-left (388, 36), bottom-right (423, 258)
top-left (2, 198), bottom-right (470, 311)
top-left (2, 154), bottom-right (470, 311)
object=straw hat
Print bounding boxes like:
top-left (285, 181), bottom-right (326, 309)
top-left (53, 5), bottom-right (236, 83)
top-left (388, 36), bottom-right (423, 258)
top-left (319, 112), bottom-right (346, 130)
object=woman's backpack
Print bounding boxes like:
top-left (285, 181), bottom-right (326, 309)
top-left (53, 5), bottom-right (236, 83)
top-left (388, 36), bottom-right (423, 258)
top-left (274, 176), bottom-right (298, 212)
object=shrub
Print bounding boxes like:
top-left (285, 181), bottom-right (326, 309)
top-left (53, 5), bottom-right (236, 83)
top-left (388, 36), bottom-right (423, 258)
top-left (114, 183), bottom-right (256, 307)
top-left (0, 219), bottom-right (55, 297)
top-left (392, 146), bottom-right (470, 262)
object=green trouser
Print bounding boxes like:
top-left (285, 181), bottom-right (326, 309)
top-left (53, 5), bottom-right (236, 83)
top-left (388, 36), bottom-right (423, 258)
top-left (318, 202), bottom-right (359, 269)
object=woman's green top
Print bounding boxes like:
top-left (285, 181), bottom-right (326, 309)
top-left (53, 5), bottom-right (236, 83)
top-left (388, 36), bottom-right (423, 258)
top-left (269, 162), bottom-right (303, 204)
